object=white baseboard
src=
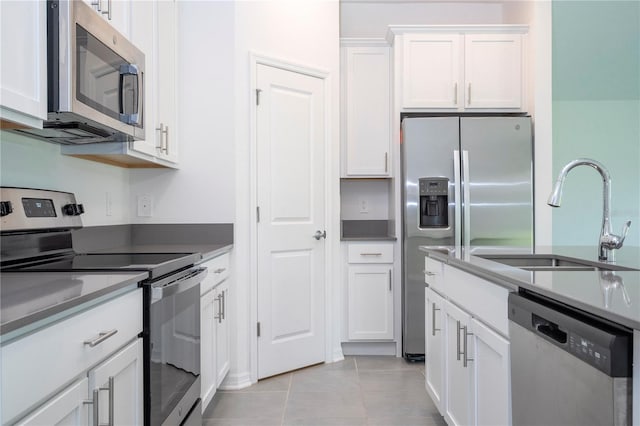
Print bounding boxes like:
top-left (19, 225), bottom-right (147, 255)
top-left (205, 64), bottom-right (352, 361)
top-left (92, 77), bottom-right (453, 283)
top-left (218, 371), bottom-right (252, 390)
top-left (341, 341), bottom-right (398, 356)
top-left (332, 346), bottom-right (345, 363)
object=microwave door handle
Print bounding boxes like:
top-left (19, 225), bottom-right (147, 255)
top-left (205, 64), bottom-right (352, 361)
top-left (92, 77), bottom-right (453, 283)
top-left (119, 64), bottom-right (140, 125)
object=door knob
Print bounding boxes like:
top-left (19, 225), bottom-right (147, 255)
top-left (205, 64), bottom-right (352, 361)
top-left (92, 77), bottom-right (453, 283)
top-left (313, 230), bottom-right (327, 240)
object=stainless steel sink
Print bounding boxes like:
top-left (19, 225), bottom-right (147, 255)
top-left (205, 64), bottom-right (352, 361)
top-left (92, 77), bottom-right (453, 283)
top-left (477, 254), bottom-right (637, 272)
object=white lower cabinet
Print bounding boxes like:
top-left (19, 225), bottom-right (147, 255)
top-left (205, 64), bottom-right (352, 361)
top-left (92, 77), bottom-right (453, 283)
top-left (3, 289), bottom-right (143, 425)
top-left (347, 264), bottom-right (394, 340)
top-left (425, 287), bottom-right (446, 413)
top-left (200, 252), bottom-right (232, 411)
top-left (15, 378), bottom-right (89, 426)
top-left (88, 339), bottom-right (144, 426)
top-left (424, 256), bottom-right (511, 426)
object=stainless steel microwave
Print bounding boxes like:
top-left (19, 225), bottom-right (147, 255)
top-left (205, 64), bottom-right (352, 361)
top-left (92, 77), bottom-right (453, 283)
top-left (13, 0), bottom-right (145, 144)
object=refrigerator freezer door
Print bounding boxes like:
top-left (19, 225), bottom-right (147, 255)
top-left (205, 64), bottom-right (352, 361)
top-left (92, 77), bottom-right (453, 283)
top-left (401, 117), bottom-right (459, 357)
top-left (460, 116), bottom-right (533, 253)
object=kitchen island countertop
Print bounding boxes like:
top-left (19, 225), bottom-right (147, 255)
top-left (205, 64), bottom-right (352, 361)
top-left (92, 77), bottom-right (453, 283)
top-left (420, 246), bottom-right (640, 330)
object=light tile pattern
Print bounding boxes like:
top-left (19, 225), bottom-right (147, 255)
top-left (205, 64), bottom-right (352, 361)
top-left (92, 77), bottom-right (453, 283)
top-left (203, 356), bottom-right (447, 426)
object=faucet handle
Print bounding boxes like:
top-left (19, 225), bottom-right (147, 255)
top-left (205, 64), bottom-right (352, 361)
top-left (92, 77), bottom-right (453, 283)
top-left (619, 220), bottom-right (632, 245)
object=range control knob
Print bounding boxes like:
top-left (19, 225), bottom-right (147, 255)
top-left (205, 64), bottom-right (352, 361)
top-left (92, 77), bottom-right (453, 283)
top-left (62, 203), bottom-right (85, 216)
top-left (0, 201), bottom-right (13, 217)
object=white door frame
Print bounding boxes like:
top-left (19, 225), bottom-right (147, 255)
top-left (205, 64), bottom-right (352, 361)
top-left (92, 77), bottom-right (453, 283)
top-left (249, 53), bottom-right (336, 383)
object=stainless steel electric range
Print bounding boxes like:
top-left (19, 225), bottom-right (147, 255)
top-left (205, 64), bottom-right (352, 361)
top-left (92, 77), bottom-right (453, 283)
top-left (0, 187), bottom-right (206, 426)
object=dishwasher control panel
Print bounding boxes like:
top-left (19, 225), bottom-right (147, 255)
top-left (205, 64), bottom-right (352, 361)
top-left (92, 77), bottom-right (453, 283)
top-left (509, 291), bottom-right (632, 377)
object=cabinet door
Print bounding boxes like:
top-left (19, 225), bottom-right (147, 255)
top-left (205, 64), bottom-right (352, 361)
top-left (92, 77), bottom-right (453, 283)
top-left (425, 288), bottom-right (446, 415)
top-left (200, 289), bottom-right (218, 410)
top-left (129, 0), bottom-right (159, 157)
top-left (444, 301), bottom-right (474, 426)
top-left (82, 0), bottom-right (131, 38)
top-left (0, 0), bottom-right (47, 126)
top-left (154, 0), bottom-right (178, 164)
top-left (15, 378), bottom-right (89, 426)
top-left (343, 46), bottom-right (391, 176)
top-left (402, 34), bottom-right (462, 108)
top-left (347, 265), bottom-right (393, 340)
top-left (88, 339), bottom-right (144, 426)
top-left (471, 318), bottom-right (511, 426)
top-left (216, 281), bottom-right (231, 386)
top-left (464, 34), bottom-right (522, 109)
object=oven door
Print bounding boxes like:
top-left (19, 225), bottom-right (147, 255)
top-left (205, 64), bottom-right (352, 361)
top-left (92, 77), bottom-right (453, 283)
top-left (149, 267), bottom-right (206, 426)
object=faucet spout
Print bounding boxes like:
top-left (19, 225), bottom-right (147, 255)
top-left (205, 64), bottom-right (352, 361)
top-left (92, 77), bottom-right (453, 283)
top-left (547, 158), bottom-right (631, 261)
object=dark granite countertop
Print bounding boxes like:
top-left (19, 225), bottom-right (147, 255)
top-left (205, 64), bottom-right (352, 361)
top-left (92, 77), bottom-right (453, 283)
top-left (90, 243), bottom-right (233, 262)
top-left (420, 245), bottom-right (640, 330)
top-left (1, 271), bottom-right (148, 339)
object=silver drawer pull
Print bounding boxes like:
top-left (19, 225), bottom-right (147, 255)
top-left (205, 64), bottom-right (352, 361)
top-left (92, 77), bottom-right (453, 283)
top-left (214, 268), bottom-right (227, 274)
top-left (360, 253), bottom-right (382, 256)
top-left (423, 270), bottom-right (436, 276)
top-left (84, 329), bottom-right (118, 347)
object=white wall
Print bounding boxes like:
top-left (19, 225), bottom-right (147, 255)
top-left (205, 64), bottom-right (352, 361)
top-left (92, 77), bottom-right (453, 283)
top-left (341, 179), bottom-right (390, 220)
top-left (340, 1), bottom-right (504, 38)
top-left (0, 131), bottom-right (131, 226)
top-left (129, 1), bottom-right (236, 224)
top-left (232, 0), bottom-right (341, 384)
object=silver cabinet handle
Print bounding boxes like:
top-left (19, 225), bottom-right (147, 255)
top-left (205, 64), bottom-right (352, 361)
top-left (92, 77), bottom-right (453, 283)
top-left (454, 82), bottom-right (458, 105)
top-left (91, 0), bottom-right (102, 11)
top-left (105, 376), bottom-right (114, 426)
top-left (221, 290), bottom-right (226, 320)
top-left (431, 303), bottom-right (440, 336)
top-left (83, 389), bottom-right (99, 426)
top-left (423, 270), bottom-right (436, 276)
top-left (384, 152), bottom-right (388, 173)
top-left (313, 230), bottom-right (327, 240)
top-left (214, 268), bottom-right (227, 274)
top-left (462, 326), bottom-right (474, 368)
top-left (467, 83), bottom-right (471, 105)
top-left (388, 270), bottom-right (392, 291)
top-left (456, 320), bottom-right (462, 361)
top-left (84, 330), bottom-right (118, 347)
top-left (361, 253), bottom-right (382, 256)
top-left (156, 123), bottom-right (169, 154)
top-left (215, 294), bottom-right (223, 323)
top-left (101, 0), bottom-right (112, 20)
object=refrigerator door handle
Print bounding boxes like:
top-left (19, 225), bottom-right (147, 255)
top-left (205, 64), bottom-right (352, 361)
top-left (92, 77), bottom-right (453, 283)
top-left (462, 150), bottom-right (471, 248)
top-left (454, 150), bottom-right (462, 250)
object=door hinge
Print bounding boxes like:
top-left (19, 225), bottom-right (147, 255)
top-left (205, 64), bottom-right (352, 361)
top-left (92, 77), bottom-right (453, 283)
top-left (256, 206), bottom-right (260, 223)
top-left (257, 322), bottom-right (261, 337)
top-left (256, 89), bottom-right (262, 106)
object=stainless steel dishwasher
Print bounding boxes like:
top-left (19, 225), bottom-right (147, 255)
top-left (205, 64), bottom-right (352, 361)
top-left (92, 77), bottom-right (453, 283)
top-left (509, 291), bottom-right (632, 426)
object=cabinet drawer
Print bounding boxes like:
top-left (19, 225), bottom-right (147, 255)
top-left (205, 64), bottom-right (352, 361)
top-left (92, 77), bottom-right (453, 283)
top-left (200, 252), bottom-right (230, 295)
top-left (444, 265), bottom-right (509, 336)
top-left (1, 289), bottom-right (142, 424)
top-left (347, 243), bottom-right (393, 263)
top-left (424, 257), bottom-right (444, 294)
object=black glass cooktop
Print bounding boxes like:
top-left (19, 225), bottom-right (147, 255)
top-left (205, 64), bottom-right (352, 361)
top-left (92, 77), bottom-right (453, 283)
top-left (4, 253), bottom-right (200, 280)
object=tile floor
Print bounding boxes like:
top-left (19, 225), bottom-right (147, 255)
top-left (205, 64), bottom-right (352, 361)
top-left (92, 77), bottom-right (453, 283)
top-left (203, 356), bottom-right (447, 426)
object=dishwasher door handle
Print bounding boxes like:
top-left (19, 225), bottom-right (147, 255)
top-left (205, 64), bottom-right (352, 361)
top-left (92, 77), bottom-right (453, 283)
top-left (533, 313), bottom-right (568, 344)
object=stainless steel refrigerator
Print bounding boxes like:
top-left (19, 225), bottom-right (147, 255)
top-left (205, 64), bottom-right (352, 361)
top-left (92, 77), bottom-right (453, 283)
top-left (402, 116), bottom-right (533, 358)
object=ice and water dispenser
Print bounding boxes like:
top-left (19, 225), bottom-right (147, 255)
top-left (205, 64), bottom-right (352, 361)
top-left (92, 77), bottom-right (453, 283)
top-left (419, 177), bottom-right (448, 228)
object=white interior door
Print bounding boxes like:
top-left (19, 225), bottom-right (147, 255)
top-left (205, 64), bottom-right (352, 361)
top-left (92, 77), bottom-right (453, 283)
top-left (256, 63), bottom-right (326, 379)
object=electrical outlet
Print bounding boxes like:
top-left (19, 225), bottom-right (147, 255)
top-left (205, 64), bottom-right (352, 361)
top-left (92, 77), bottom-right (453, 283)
top-left (137, 194), bottom-right (153, 217)
top-left (105, 192), bottom-right (113, 216)
top-left (359, 199), bottom-right (369, 214)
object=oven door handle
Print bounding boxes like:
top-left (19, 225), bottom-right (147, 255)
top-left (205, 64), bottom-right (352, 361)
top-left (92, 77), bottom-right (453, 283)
top-left (151, 267), bottom-right (207, 303)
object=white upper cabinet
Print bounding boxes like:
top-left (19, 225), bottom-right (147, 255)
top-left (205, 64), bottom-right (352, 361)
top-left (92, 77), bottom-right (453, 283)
top-left (341, 42), bottom-right (391, 177)
top-left (464, 34), bottom-right (523, 109)
top-left (389, 26), bottom-right (527, 112)
top-left (0, 0), bottom-right (47, 128)
top-left (402, 34), bottom-right (462, 109)
top-left (82, 0), bottom-right (131, 38)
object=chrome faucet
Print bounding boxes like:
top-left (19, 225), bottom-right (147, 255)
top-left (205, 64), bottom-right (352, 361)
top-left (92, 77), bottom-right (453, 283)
top-left (547, 158), bottom-right (631, 261)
